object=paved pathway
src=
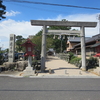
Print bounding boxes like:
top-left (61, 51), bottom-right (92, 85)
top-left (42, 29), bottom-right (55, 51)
top-left (0, 56), bottom-right (99, 78)
top-left (37, 56), bottom-right (99, 77)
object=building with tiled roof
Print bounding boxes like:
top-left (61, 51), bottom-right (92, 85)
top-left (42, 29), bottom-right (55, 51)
top-left (67, 37), bottom-right (90, 52)
top-left (71, 34), bottom-right (100, 56)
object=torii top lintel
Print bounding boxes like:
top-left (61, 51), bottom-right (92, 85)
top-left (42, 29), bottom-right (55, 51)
top-left (30, 20), bottom-right (97, 27)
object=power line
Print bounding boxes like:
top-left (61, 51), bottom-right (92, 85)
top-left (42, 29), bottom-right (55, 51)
top-left (4, 0), bottom-right (100, 10)
top-left (6, 2), bottom-right (70, 14)
top-left (97, 14), bottom-right (100, 34)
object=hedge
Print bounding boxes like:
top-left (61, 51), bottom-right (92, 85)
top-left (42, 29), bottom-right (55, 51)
top-left (68, 52), bottom-right (98, 70)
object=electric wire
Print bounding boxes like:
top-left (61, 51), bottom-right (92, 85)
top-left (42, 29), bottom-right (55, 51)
top-left (3, 0), bottom-right (100, 11)
top-left (5, 2), bottom-right (70, 14)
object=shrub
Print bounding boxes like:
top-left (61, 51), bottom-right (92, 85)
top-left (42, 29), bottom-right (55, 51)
top-left (86, 57), bottom-right (98, 70)
top-left (70, 57), bottom-right (81, 68)
top-left (68, 52), bottom-right (74, 60)
top-left (57, 52), bottom-right (98, 70)
top-left (0, 54), bottom-right (4, 65)
top-left (70, 56), bottom-right (98, 70)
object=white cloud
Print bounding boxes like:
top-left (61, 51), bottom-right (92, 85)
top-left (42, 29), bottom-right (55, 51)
top-left (0, 19), bottom-right (42, 49)
top-left (5, 10), bottom-right (21, 16)
top-left (0, 13), bottom-right (99, 49)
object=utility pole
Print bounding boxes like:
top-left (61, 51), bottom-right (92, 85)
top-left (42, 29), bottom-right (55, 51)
top-left (98, 14), bottom-right (100, 34)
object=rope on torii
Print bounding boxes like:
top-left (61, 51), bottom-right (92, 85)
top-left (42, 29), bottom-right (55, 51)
top-left (47, 30), bottom-right (81, 39)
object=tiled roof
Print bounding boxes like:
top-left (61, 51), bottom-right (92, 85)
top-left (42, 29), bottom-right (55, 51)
top-left (91, 42), bottom-right (100, 47)
top-left (68, 37), bottom-right (90, 42)
top-left (72, 34), bottom-right (100, 49)
top-left (68, 37), bottom-right (80, 42)
top-left (86, 34), bottom-right (100, 43)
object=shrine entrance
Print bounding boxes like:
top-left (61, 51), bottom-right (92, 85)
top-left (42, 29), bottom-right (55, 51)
top-left (30, 20), bottom-right (97, 72)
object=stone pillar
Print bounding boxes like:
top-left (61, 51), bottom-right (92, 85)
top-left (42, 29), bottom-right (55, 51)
top-left (24, 55), bottom-right (33, 71)
top-left (80, 26), bottom-right (86, 70)
top-left (23, 55), bottom-right (35, 76)
top-left (9, 34), bottom-right (15, 63)
top-left (99, 57), bottom-right (100, 67)
top-left (41, 25), bottom-right (47, 72)
top-left (75, 49), bottom-right (77, 55)
top-left (28, 56), bottom-right (32, 67)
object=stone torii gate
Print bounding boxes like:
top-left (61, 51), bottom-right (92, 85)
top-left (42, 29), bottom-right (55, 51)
top-left (30, 20), bottom-right (97, 72)
top-left (47, 30), bottom-right (81, 53)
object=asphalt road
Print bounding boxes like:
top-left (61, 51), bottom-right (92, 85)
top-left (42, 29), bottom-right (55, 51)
top-left (0, 77), bottom-right (100, 100)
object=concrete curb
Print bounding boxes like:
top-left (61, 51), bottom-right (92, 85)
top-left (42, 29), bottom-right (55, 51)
top-left (0, 74), bottom-right (100, 78)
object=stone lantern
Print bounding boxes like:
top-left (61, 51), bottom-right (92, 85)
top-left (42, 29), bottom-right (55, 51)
top-left (21, 39), bottom-right (36, 75)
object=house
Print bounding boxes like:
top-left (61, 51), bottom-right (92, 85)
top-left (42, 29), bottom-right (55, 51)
top-left (71, 34), bottom-right (100, 56)
top-left (67, 37), bottom-right (90, 52)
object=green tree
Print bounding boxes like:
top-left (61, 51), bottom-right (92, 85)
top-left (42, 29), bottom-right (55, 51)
top-left (33, 29), bottom-right (55, 52)
top-left (16, 35), bottom-right (25, 52)
top-left (32, 19), bottom-right (72, 53)
top-left (36, 29), bottom-right (42, 36)
top-left (31, 35), bottom-right (42, 52)
top-left (0, 0), bottom-right (6, 20)
top-left (49, 19), bottom-right (71, 30)
top-left (46, 36), bottom-right (54, 50)
top-left (48, 19), bottom-right (70, 52)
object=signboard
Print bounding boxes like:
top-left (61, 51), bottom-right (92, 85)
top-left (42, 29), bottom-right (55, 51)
top-left (9, 34), bottom-right (15, 62)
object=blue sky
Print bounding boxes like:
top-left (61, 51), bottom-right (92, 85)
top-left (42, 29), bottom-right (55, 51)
top-left (4, 0), bottom-right (100, 21)
top-left (1, 0), bottom-right (100, 49)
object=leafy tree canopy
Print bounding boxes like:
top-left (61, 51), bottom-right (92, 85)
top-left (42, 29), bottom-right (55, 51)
top-left (31, 35), bottom-right (42, 52)
top-left (16, 35), bottom-right (25, 52)
top-left (0, 0), bottom-right (6, 20)
top-left (49, 19), bottom-right (71, 30)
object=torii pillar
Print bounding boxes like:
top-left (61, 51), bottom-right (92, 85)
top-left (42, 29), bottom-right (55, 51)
top-left (30, 20), bottom-right (97, 72)
top-left (41, 25), bottom-right (47, 72)
top-left (80, 26), bottom-right (86, 70)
